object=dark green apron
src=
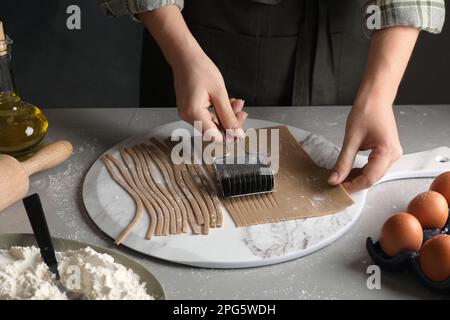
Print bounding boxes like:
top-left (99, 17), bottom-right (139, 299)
top-left (140, 0), bottom-right (369, 107)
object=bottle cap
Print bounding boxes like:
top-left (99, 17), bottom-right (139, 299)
top-left (0, 21), bottom-right (8, 56)
top-left (0, 21), bottom-right (4, 41)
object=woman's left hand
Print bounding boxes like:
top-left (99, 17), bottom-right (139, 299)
top-left (327, 26), bottom-right (419, 193)
top-left (327, 102), bottom-right (403, 193)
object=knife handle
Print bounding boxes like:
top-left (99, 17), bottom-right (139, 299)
top-left (23, 193), bottom-right (60, 279)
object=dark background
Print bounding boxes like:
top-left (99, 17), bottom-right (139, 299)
top-left (0, 0), bottom-right (449, 108)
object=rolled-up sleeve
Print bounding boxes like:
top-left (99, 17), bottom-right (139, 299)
top-left (362, 0), bottom-right (446, 35)
top-left (101, 0), bottom-right (184, 17)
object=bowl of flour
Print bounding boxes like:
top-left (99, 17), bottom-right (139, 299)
top-left (0, 234), bottom-right (165, 300)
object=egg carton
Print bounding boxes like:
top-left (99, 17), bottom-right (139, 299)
top-left (366, 217), bottom-right (450, 293)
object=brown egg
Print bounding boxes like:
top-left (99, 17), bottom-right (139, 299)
top-left (419, 235), bottom-right (450, 282)
top-left (380, 213), bottom-right (423, 257)
top-left (430, 172), bottom-right (450, 205)
top-left (407, 191), bottom-right (449, 229)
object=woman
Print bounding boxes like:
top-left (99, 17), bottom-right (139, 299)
top-left (101, 0), bottom-right (445, 192)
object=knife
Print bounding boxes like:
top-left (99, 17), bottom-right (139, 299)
top-left (23, 193), bottom-right (85, 299)
top-left (23, 193), bottom-right (60, 278)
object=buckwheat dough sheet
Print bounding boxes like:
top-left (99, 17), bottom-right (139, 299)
top-left (216, 126), bottom-right (354, 227)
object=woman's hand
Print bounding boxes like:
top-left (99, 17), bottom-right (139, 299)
top-left (328, 103), bottom-right (403, 192)
top-left (172, 48), bottom-right (247, 141)
top-left (328, 26), bottom-right (419, 192)
top-left (139, 5), bottom-right (246, 141)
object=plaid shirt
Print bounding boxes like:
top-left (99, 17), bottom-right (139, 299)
top-left (100, 0), bottom-right (445, 34)
top-left (364, 0), bottom-right (446, 34)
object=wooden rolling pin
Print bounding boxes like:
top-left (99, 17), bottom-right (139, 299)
top-left (0, 140), bottom-right (73, 212)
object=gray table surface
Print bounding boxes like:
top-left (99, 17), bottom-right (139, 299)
top-left (1, 105), bottom-right (449, 300)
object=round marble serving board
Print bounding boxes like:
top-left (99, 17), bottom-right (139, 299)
top-left (83, 119), bottom-right (369, 268)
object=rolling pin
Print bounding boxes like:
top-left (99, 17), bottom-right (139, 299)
top-left (0, 140), bottom-right (73, 212)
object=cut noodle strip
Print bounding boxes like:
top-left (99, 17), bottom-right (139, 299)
top-left (102, 156), bottom-right (145, 244)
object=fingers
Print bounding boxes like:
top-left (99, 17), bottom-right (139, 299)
top-left (344, 167), bottom-right (363, 182)
top-left (178, 92), bottom-right (246, 142)
top-left (210, 98), bottom-right (247, 136)
top-left (230, 98), bottom-right (247, 128)
top-left (180, 105), bottom-right (223, 142)
top-left (342, 148), bottom-right (391, 192)
top-left (236, 111), bottom-right (248, 128)
top-left (328, 136), bottom-right (361, 185)
top-left (177, 89), bottom-right (224, 141)
top-left (230, 98), bottom-right (245, 114)
top-left (196, 108), bottom-right (225, 142)
top-left (211, 90), bottom-right (242, 138)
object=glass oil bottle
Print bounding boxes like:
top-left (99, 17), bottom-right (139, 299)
top-left (0, 21), bottom-right (48, 158)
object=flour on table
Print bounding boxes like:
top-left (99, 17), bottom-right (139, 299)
top-left (0, 246), bottom-right (153, 300)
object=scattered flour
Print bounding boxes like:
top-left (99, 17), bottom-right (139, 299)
top-left (0, 246), bottom-right (153, 300)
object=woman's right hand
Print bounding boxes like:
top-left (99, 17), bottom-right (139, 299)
top-left (172, 49), bottom-right (247, 141)
top-left (139, 5), bottom-right (246, 142)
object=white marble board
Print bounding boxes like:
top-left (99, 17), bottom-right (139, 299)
top-left (82, 119), bottom-right (450, 268)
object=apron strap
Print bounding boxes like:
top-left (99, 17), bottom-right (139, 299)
top-left (294, 0), bottom-right (370, 106)
top-left (291, 0), bottom-right (317, 106)
top-left (311, 0), bottom-right (337, 105)
top-left (292, 0), bottom-right (337, 106)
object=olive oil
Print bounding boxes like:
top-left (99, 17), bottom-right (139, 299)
top-left (0, 21), bottom-right (48, 157)
top-left (0, 93), bottom-right (48, 156)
